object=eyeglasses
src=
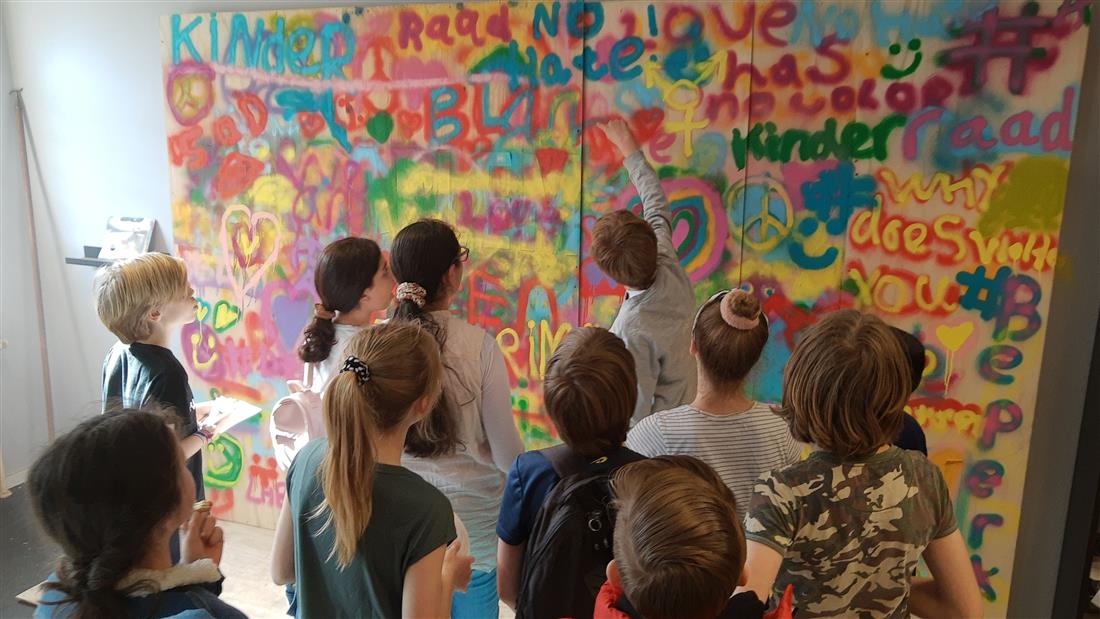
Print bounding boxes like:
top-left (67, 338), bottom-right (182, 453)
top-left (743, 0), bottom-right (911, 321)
top-left (455, 245), bottom-right (470, 264)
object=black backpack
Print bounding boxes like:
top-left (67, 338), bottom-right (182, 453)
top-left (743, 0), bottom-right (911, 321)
top-left (515, 444), bottom-right (645, 619)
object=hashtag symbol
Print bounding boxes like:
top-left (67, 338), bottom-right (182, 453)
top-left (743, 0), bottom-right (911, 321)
top-left (937, 4), bottom-right (1052, 95)
top-left (956, 265), bottom-right (1011, 321)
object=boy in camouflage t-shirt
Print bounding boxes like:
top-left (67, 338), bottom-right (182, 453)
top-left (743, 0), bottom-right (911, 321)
top-left (745, 448), bottom-right (956, 617)
top-left (739, 310), bottom-right (982, 618)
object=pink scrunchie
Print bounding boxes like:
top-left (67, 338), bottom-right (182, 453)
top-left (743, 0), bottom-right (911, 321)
top-left (719, 290), bottom-right (760, 331)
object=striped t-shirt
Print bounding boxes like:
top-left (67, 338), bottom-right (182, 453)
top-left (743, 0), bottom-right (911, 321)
top-left (626, 402), bottom-right (802, 515)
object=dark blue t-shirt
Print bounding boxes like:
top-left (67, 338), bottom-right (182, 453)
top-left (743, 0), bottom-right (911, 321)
top-left (895, 414), bottom-right (928, 455)
top-left (497, 445), bottom-right (644, 546)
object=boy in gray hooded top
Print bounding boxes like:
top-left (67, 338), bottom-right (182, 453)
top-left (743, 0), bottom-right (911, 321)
top-left (591, 119), bottom-right (697, 423)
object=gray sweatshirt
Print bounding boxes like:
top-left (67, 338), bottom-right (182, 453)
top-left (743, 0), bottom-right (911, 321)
top-left (610, 152), bottom-right (698, 423)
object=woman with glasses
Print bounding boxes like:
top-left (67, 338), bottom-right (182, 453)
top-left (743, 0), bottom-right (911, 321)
top-left (626, 288), bottom-right (802, 516)
top-left (389, 219), bottom-right (524, 619)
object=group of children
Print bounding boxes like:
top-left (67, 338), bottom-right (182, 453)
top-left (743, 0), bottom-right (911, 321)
top-left (25, 120), bottom-right (984, 619)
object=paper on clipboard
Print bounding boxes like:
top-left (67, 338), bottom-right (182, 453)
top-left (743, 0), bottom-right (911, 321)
top-left (202, 396), bottom-right (262, 431)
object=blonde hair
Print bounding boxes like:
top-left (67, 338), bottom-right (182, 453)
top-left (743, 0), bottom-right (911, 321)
top-left (93, 253), bottom-right (190, 344)
top-left (611, 456), bottom-right (745, 619)
top-left (317, 322), bottom-right (443, 568)
top-left (776, 309), bottom-right (911, 459)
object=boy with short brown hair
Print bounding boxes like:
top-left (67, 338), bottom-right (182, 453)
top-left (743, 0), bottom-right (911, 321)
top-left (591, 120), bottom-right (697, 422)
top-left (496, 327), bottom-right (646, 613)
top-left (596, 455), bottom-right (790, 619)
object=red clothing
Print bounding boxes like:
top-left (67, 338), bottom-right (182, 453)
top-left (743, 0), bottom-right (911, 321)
top-left (593, 580), bottom-right (794, 619)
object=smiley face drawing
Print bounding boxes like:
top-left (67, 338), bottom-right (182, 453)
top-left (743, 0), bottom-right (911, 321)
top-left (881, 38), bottom-right (923, 79)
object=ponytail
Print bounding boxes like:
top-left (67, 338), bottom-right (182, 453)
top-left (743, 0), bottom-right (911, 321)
top-left (299, 238), bottom-right (383, 363)
top-left (318, 369), bottom-right (379, 568)
top-left (389, 220), bottom-right (465, 458)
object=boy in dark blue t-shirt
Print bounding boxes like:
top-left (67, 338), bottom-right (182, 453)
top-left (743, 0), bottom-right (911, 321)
top-left (496, 327), bottom-right (645, 610)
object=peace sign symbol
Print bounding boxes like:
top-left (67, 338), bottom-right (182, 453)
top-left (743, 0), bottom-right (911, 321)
top-left (725, 176), bottom-right (794, 253)
top-left (167, 63), bottom-right (215, 126)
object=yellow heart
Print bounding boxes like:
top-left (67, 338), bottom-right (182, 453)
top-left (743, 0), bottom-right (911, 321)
top-left (936, 322), bottom-right (975, 353)
top-left (213, 301), bottom-right (241, 332)
top-left (195, 301), bottom-right (210, 323)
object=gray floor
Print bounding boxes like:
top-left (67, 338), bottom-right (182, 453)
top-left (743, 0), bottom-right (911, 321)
top-left (0, 484), bottom-right (58, 618)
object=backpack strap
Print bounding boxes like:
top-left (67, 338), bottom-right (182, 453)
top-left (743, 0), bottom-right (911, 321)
top-left (544, 443), bottom-right (623, 479)
top-left (302, 362), bottom-right (315, 391)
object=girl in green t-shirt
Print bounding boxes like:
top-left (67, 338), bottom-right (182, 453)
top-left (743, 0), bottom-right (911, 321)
top-left (272, 323), bottom-right (473, 617)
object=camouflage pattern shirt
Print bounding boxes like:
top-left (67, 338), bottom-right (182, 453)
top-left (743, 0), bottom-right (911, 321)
top-left (744, 446), bottom-right (957, 618)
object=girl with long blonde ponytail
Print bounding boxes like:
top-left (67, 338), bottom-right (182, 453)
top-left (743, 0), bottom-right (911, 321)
top-left (271, 322), bottom-right (473, 617)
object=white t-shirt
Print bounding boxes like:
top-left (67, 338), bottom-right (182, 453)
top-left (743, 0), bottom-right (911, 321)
top-left (310, 323), bottom-right (364, 392)
top-left (626, 402), bottom-right (802, 516)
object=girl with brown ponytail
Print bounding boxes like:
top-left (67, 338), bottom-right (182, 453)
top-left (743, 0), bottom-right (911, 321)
top-left (388, 219), bottom-right (524, 618)
top-left (298, 237), bottom-right (395, 390)
top-left (626, 289), bottom-right (802, 516)
top-left (271, 322), bottom-right (473, 617)
top-left (30, 410), bottom-right (243, 619)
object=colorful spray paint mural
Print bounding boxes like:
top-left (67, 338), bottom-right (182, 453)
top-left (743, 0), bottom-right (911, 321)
top-left (160, 2), bottom-right (1091, 613)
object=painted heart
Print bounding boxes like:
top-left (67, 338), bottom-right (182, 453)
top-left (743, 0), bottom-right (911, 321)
top-left (935, 322), bottom-right (974, 353)
top-left (220, 205), bottom-right (282, 307)
top-left (212, 152), bottom-right (263, 200)
top-left (396, 110), bottom-right (422, 140)
top-left (631, 108), bottom-right (665, 142)
top-left (195, 299), bottom-right (211, 323)
top-left (212, 300), bottom-right (241, 332)
top-left (535, 148), bottom-right (568, 174)
top-left (366, 111), bottom-right (394, 144)
top-left (297, 112), bottom-right (326, 139)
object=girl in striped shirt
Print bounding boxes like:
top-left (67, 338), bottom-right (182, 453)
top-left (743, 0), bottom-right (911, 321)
top-left (626, 289), bottom-right (801, 515)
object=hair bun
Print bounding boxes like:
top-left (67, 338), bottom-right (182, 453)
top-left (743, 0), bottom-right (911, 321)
top-left (719, 290), bottom-right (762, 331)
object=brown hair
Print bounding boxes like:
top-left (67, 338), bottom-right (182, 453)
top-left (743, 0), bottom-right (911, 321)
top-left (776, 309), bottom-right (911, 460)
top-left (591, 210), bottom-right (658, 290)
top-left (611, 456), bottom-right (746, 619)
top-left (317, 322), bottom-right (443, 567)
top-left (29, 410), bottom-right (182, 618)
top-left (693, 290), bottom-right (769, 388)
top-left (93, 253), bottom-right (190, 344)
top-left (389, 219), bottom-right (464, 458)
top-left (299, 237), bottom-right (383, 363)
top-left (543, 327), bottom-right (636, 458)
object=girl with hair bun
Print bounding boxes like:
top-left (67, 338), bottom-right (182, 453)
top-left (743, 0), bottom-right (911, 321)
top-left (626, 289), bottom-right (801, 515)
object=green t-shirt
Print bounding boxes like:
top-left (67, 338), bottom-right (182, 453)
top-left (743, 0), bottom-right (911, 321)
top-left (744, 446), bottom-right (957, 618)
top-left (287, 439), bottom-right (456, 618)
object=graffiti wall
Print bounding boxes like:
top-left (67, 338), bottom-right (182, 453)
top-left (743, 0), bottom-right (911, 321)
top-left (160, 1), bottom-right (1091, 613)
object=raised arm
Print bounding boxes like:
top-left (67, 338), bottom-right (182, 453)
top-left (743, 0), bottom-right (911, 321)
top-left (602, 119), bottom-right (674, 255)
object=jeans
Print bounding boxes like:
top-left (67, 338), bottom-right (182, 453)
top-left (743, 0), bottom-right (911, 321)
top-left (451, 568), bottom-right (498, 619)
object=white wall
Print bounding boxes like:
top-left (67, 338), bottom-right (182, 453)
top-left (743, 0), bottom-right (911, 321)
top-left (0, 1), bottom-right (363, 482)
top-left (1, 21), bottom-right (50, 488)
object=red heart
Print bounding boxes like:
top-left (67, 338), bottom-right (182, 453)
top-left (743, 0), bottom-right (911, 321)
top-left (212, 152), bottom-right (263, 200)
top-left (396, 110), bottom-right (423, 139)
top-left (535, 147), bottom-right (569, 174)
top-left (631, 108), bottom-right (665, 143)
top-left (297, 112), bottom-right (326, 139)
